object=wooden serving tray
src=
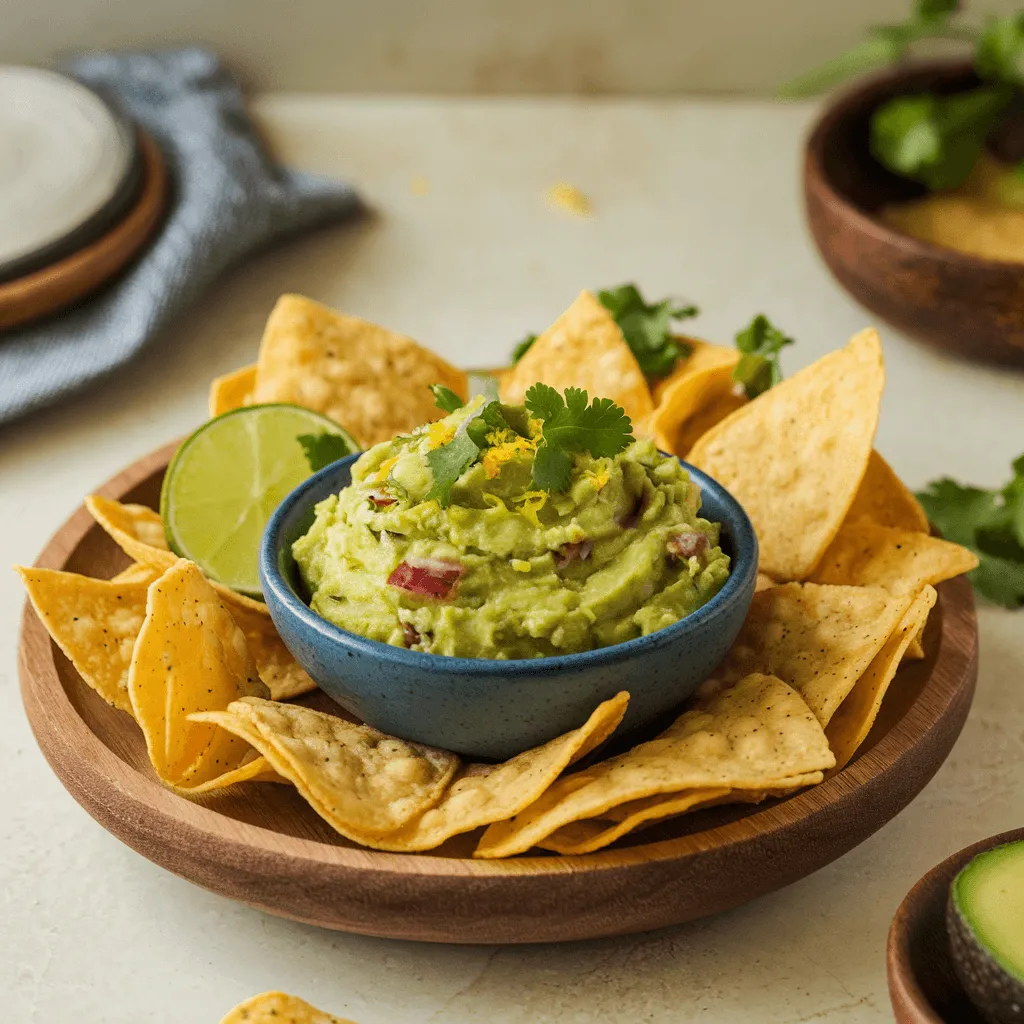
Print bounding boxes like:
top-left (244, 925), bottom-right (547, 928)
top-left (18, 443), bottom-right (980, 944)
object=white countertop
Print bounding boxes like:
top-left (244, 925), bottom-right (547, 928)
top-left (1, 96), bottom-right (1022, 1024)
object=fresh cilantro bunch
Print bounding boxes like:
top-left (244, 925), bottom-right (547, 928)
top-left (732, 315), bottom-right (794, 399)
top-left (917, 454), bottom-right (1024, 607)
top-left (781, 0), bottom-right (1024, 189)
top-left (525, 383), bottom-right (634, 492)
top-left (511, 283), bottom-right (699, 377)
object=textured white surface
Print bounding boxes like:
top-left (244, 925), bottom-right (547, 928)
top-left (1, 96), bottom-right (1022, 1024)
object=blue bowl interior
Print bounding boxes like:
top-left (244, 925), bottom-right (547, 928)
top-left (263, 452), bottom-right (756, 675)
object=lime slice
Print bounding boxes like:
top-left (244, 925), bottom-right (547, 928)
top-left (161, 404), bottom-right (357, 597)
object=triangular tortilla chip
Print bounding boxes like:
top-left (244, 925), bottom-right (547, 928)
top-left (687, 329), bottom-right (885, 580)
top-left (86, 495), bottom-right (271, 616)
top-left (110, 562), bottom-right (163, 585)
top-left (714, 582), bottom-right (914, 727)
top-left (475, 675), bottom-right (833, 858)
top-left (827, 586), bottom-right (937, 772)
top-left (220, 991), bottom-right (354, 1024)
top-left (17, 567), bottom-right (149, 714)
top-left (221, 600), bottom-right (317, 700)
top-left (809, 522), bottom-right (978, 593)
top-left (500, 290), bottom-right (654, 426)
top-left (844, 450), bottom-right (929, 532)
top-left (128, 561), bottom-right (270, 791)
top-left (252, 294), bottom-right (467, 446)
top-left (208, 363), bottom-right (256, 417)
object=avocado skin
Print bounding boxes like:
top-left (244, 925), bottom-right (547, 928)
top-left (948, 889), bottom-right (1024, 1024)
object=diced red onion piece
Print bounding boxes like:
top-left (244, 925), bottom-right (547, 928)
top-left (555, 540), bottom-right (592, 569)
top-left (667, 530), bottom-right (709, 561)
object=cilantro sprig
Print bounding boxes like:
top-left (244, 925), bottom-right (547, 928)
top-left (511, 283), bottom-right (699, 377)
top-left (525, 383), bottom-right (634, 492)
top-left (781, 0), bottom-right (1024, 190)
top-left (732, 315), bottom-right (794, 399)
top-left (297, 433), bottom-right (354, 473)
top-left (429, 384), bottom-right (464, 413)
top-left (917, 454), bottom-right (1024, 608)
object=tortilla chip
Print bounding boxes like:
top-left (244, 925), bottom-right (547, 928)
top-left (110, 562), bottom-right (162, 585)
top-left (500, 290), bottom-right (654, 426)
top-left (809, 522), bottom-right (979, 593)
top-left (16, 567), bottom-right (149, 714)
top-left (649, 341), bottom-right (742, 456)
top-left (904, 625), bottom-right (927, 661)
top-left (687, 329), bottom-right (885, 580)
top-left (223, 600), bottom-right (317, 700)
top-left (844, 450), bottom-right (929, 532)
top-left (827, 585), bottom-right (937, 772)
top-left (86, 495), bottom-right (271, 617)
top-left (755, 572), bottom-right (776, 593)
top-left (251, 294), bottom-right (467, 447)
top-left (209, 363), bottom-right (256, 417)
top-left (673, 391), bottom-right (748, 456)
top-left (475, 675), bottom-right (832, 858)
top-left (714, 582), bottom-right (914, 727)
top-left (194, 698), bottom-right (460, 835)
top-left (128, 561), bottom-right (269, 791)
top-left (220, 991), bottom-right (354, 1024)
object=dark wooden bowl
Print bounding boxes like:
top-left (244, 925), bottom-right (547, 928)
top-left (804, 61), bottom-right (1024, 368)
top-left (887, 826), bottom-right (1024, 1023)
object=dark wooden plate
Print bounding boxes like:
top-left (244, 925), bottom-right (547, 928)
top-left (18, 444), bottom-right (980, 944)
top-left (804, 61), bottom-right (1024, 368)
top-left (888, 827), bottom-right (1024, 1023)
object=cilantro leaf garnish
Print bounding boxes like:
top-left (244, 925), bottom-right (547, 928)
top-left (525, 383), bottom-right (634, 491)
top-left (430, 384), bottom-right (464, 413)
top-left (510, 283), bottom-right (698, 377)
top-left (732, 315), bottom-right (794, 399)
top-left (425, 428), bottom-right (480, 507)
top-left (976, 12), bottom-right (1024, 88)
top-left (916, 454), bottom-right (1024, 608)
top-left (297, 433), bottom-right (353, 473)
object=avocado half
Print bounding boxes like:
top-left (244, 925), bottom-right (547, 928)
top-left (948, 840), bottom-right (1024, 1024)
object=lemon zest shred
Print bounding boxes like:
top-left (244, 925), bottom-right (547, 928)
top-left (372, 456), bottom-right (400, 484)
top-left (513, 489), bottom-right (548, 529)
top-left (427, 421), bottom-right (457, 450)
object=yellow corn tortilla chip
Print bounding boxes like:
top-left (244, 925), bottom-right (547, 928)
top-left (223, 600), bottom-right (317, 700)
top-left (672, 391), bottom-right (748, 456)
top-left (128, 561), bottom-right (269, 791)
top-left (809, 522), bottom-right (979, 593)
top-left (16, 567), bottom-right (149, 714)
top-left (714, 582), bottom-right (914, 727)
top-left (688, 329), bottom-right (885, 580)
top-left (183, 754), bottom-right (285, 793)
top-left (536, 774), bottom-right (824, 855)
top-left (220, 991), bottom-right (355, 1024)
top-left (754, 572), bottom-right (776, 593)
top-left (86, 495), bottom-right (271, 616)
top-left (110, 562), bottom-right (162, 585)
top-left (904, 623), bottom-right (927, 661)
top-left (209, 363), bottom-right (257, 417)
top-left (649, 341), bottom-right (742, 455)
top-left (844, 450), bottom-right (929, 533)
top-left (251, 294), bottom-right (468, 447)
top-left (499, 290), bottom-right (654, 426)
top-left (827, 586), bottom-right (937, 772)
top-left (475, 675), bottom-right (833, 858)
top-left (194, 698), bottom-right (460, 835)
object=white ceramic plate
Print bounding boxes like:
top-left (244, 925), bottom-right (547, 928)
top-left (0, 67), bottom-right (138, 279)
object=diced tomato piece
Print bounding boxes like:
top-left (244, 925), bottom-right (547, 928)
top-left (387, 558), bottom-right (464, 599)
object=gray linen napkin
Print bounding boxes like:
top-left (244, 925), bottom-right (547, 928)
top-left (0, 48), bottom-right (361, 425)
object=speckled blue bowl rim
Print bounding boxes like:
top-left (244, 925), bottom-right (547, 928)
top-left (260, 453), bottom-right (758, 677)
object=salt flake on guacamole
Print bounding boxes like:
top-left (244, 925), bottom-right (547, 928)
top-left (292, 393), bottom-right (731, 659)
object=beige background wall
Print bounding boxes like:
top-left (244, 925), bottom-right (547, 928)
top-left (2, 0), bottom-right (1018, 93)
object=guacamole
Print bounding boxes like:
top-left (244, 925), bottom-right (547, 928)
top-left (293, 395), bottom-right (730, 659)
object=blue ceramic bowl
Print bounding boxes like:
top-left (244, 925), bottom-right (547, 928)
top-left (260, 454), bottom-right (758, 760)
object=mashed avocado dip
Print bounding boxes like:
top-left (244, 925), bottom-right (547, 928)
top-left (293, 394), bottom-right (730, 659)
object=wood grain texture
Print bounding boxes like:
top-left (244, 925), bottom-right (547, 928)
top-left (887, 827), bottom-right (1024, 1024)
top-left (18, 444), bottom-right (980, 944)
top-left (804, 61), bottom-right (1024, 368)
top-left (0, 130), bottom-right (167, 331)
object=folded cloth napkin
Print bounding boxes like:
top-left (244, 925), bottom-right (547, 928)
top-left (0, 48), bottom-right (361, 425)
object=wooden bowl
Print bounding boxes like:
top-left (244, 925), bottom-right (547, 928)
top-left (804, 61), bottom-right (1024, 367)
top-left (888, 826), bottom-right (1024, 1023)
top-left (18, 444), bottom-right (980, 944)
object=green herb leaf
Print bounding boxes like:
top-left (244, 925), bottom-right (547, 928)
top-left (597, 284), bottom-right (697, 378)
top-left (524, 383), bottom-right (634, 491)
top-left (430, 384), bottom-right (465, 413)
top-left (976, 13), bottom-right (1024, 87)
top-left (425, 429), bottom-right (480, 508)
top-left (915, 0), bottom-right (958, 21)
top-left (916, 454), bottom-right (1024, 608)
top-left (296, 433), bottom-right (353, 473)
top-left (511, 334), bottom-right (537, 363)
top-left (870, 85), bottom-right (1011, 190)
top-left (778, 32), bottom-right (909, 98)
top-left (732, 315), bottom-right (794, 399)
